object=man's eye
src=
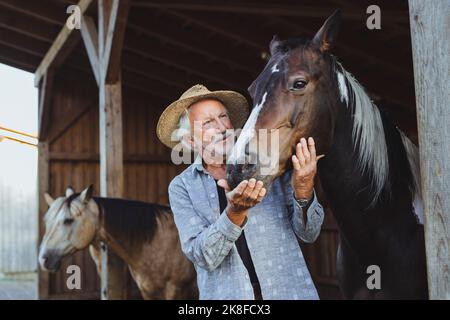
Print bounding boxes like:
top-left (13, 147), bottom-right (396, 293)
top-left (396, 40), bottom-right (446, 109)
top-left (63, 218), bottom-right (74, 225)
top-left (220, 114), bottom-right (227, 118)
top-left (291, 79), bottom-right (308, 90)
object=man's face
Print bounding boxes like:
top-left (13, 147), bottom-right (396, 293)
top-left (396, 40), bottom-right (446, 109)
top-left (188, 99), bottom-right (234, 161)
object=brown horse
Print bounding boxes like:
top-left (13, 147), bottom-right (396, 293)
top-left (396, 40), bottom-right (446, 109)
top-left (227, 10), bottom-right (428, 299)
top-left (39, 185), bottom-right (198, 300)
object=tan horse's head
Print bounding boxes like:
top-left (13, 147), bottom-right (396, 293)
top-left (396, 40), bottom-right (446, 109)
top-left (39, 185), bottom-right (98, 272)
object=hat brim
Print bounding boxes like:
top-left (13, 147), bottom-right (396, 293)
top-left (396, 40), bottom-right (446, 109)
top-left (157, 90), bottom-right (250, 149)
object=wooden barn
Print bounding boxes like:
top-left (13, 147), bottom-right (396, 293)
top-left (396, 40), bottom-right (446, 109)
top-left (0, 0), bottom-right (447, 299)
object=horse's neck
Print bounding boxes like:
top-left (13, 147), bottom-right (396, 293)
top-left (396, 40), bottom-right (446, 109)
top-left (318, 104), bottom-right (415, 243)
top-left (92, 199), bottom-right (143, 268)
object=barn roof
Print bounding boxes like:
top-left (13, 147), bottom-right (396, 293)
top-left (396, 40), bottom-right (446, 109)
top-left (0, 0), bottom-right (417, 136)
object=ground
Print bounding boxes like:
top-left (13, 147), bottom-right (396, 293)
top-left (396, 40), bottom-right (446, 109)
top-left (0, 273), bottom-right (36, 300)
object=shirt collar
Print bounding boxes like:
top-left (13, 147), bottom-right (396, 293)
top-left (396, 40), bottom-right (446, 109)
top-left (191, 154), bottom-right (205, 174)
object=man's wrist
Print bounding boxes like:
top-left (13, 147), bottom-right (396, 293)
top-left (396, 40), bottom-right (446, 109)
top-left (294, 189), bottom-right (313, 201)
top-left (226, 206), bottom-right (248, 226)
top-left (294, 190), bottom-right (314, 209)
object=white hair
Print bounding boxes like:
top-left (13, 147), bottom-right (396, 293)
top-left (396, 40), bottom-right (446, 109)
top-left (335, 62), bottom-right (389, 204)
top-left (176, 108), bottom-right (192, 150)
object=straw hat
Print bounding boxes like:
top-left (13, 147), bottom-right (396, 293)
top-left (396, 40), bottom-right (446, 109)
top-left (157, 84), bottom-right (250, 149)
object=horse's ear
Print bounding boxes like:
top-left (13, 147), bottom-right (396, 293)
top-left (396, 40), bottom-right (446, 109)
top-left (65, 186), bottom-right (75, 197)
top-left (269, 34), bottom-right (281, 56)
top-left (312, 9), bottom-right (342, 52)
top-left (80, 184), bottom-right (94, 204)
top-left (44, 193), bottom-right (54, 206)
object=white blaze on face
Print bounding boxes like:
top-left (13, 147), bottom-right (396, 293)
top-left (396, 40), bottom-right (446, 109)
top-left (228, 92), bottom-right (267, 164)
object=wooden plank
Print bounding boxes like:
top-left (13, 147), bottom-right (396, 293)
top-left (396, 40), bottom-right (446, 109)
top-left (80, 16), bottom-right (100, 85)
top-left (409, 0), bottom-right (450, 300)
top-left (37, 141), bottom-right (50, 299)
top-left (132, 1), bottom-right (409, 22)
top-left (38, 69), bottom-right (55, 140)
top-left (49, 152), bottom-right (171, 163)
top-left (34, 0), bottom-right (94, 87)
top-left (102, 0), bottom-right (131, 83)
top-left (98, 0), bottom-right (129, 299)
top-left (99, 80), bottom-right (124, 197)
top-left (49, 101), bottom-right (95, 143)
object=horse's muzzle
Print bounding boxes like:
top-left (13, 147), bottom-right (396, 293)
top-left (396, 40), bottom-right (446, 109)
top-left (39, 250), bottom-right (62, 272)
top-left (226, 162), bottom-right (258, 190)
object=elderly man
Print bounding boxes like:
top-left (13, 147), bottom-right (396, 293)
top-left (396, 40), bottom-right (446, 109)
top-left (157, 85), bottom-right (325, 300)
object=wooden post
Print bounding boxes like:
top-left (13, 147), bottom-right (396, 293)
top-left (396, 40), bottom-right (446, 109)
top-left (37, 141), bottom-right (49, 299)
top-left (409, 0), bottom-right (450, 299)
top-left (96, 0), bottom-right (130, 300)
top-left (38, 69), bottom-right (54, 140)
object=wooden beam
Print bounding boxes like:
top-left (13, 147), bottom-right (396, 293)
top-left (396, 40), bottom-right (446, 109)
top-left (128, 10), bottom-right (258, 74)
top-left (0, 43), bottom-right (41, 71)
top-left (98, 79), bottom-right (124, 207)
top-left (37, 141), bottom-right (50, 299)
top-left (165, 10), bottom-right (266, 51)
top-left (49, 152), bottom-right (172, 163)
top-left (98, 0), bottom-right (129, 300)
top-left (80, 16), bottom-right (100, 85)
top-left (132, 1), bottom-right (409, 22)
top-left (124, 29), bottom-right (251, 90)
top-left (100, 0), bottom-right (131, 83)
top-left (38, 69), bottom-right (54, 140)
top-left (0, 26), bottom-right (50, 57)
top-left (34, 0), bottom-right (94, 87)
top-left (0, 0), bottom-right (65, 25)
top-left (100, 243), bottom-right (129, 300)
top-left (0, 6), bottom-right (60, 43)
top-left (409, 0), bottom-right (450, 300)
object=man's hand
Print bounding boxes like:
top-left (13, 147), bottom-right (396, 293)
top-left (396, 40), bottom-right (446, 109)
top-left (217, 178), bottom-right (266, 226)
top-left (291, 137), bottom-right (324, 201)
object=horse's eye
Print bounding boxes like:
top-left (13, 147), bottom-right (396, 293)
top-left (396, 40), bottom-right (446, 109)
top-left (63, 218), bottom-right (74, 225)
top-left (292, 79), bottom-right (308, 90)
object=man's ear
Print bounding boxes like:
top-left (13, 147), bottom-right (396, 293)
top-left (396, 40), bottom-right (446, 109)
top-left (79, 184), bottom-right (94, 204)
top-left (65, 186), bottom-right (75, 197)
top-left (44, 193), bottom-right (54, 206)
top-left (312, 9), bottom-right (342, 52)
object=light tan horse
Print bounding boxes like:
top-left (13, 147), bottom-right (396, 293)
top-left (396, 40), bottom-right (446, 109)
top-left (39, 185), bottom-right (198, 300)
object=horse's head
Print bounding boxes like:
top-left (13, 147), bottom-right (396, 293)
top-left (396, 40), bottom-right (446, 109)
top-left (38, 185), bottom-right (98, 272)
top-left (227, 10), bottom-right (343, 190)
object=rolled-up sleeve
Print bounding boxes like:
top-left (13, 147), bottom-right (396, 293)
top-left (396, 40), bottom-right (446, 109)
top-left (282, 170), bottom-right (325, 243)
top-left (168, 176), bottom-right (245, 271)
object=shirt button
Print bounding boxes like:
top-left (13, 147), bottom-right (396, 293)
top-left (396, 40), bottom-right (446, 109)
top-left (245, 274), bottom-right (249, 280)
top-left (210, 193), bottom-right (216, 198)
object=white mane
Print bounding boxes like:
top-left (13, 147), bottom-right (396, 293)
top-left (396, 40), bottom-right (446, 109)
top-left (336, 62), bottom-right (389, 203)
top-left (335, 62), bottom-right (424, 223)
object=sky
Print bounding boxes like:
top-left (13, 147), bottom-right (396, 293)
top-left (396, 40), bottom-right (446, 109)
top-left (0, 63), bottom-right (38, 274)
top-left (0, 63), bottom-right (37, 192)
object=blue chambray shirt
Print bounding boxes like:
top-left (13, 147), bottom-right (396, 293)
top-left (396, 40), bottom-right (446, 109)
top-left (168, 158), bottom-right (325, 300)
